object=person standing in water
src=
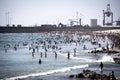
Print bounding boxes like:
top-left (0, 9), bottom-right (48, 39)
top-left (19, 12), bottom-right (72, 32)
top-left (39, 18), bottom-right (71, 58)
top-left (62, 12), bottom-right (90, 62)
top-left (111, 71), bottom-right (116, 80)
top-left (74, 48), bottom-right (76, 56)
top-left (100, 62), bottom-right (103, 71)
top-left (40, 52), bottom-right (43, 58)
top-left (39, 59), bottom-right (42, 64)
top-left (108, 71), bottom-right (116, 80)
top-left (55, 51), bottom-right (57, 59)
top-left (68, 51), bottom-right (70, 60)
top-left (45, 52), bottom-right (47, 58)
top-left (32, 52), bottom-right (34, 59)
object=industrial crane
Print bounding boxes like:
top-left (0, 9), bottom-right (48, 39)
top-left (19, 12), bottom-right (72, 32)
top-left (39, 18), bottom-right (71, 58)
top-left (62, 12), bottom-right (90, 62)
top-left (103, 4), bottom-right (113, 26)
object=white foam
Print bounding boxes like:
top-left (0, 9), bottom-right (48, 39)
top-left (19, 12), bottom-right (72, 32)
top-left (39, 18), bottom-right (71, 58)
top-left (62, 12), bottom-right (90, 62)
top-left (7, 64), bottom-right (89, 80)
top-left (72, 54), bottom-right (115, 63)
top-left (70, 54), bottom-right (93, 62)
top-left (97, 55), bottom-right (114, 62)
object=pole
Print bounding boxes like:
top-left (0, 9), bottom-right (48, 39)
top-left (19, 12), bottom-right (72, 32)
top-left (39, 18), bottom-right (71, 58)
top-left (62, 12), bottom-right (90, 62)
top-left (10, 17), bottom-right (11, 25)
top-left (76, 11), bottom-right (79, 25)
top-left (8, 12), bottom-right (9, 25)
top-left (79, 18), bottom-right (81, 26)
top-left (5, 12), bottom-right (7, 26)
top-left (103, 10), bottom-right (105, 26)
top-left (111, 12), bottom-right (113, 26)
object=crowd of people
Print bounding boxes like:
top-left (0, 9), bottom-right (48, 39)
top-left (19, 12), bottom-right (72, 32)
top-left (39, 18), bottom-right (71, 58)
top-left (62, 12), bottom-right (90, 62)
top-left (3, 31), bottom-right (120, 61)
top-left (3, 30), bottom-right (120, 80)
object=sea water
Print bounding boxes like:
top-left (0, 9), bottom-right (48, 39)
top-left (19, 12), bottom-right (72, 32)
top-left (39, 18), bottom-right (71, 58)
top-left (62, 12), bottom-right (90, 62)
top-left (0, 33), bottom-right (120, 80)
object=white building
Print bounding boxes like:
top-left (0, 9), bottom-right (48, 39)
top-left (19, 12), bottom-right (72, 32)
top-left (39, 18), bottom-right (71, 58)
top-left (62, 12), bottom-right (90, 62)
top-left (91, 19), bottom-right (97, 27)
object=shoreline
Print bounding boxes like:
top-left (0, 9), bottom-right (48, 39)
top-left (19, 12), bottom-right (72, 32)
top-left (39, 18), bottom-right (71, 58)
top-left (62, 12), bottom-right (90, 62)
top-left (13, 68), bottom-right (120, 80)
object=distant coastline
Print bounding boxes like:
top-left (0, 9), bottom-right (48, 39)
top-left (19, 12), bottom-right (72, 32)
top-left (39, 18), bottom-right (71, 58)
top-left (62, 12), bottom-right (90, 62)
top-left (0, 26), bottom-right (120, 33)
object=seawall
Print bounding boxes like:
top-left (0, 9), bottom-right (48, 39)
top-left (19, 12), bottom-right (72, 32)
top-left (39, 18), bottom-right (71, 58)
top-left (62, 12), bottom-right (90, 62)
top-left (0, 26), bottom-right (120, 33)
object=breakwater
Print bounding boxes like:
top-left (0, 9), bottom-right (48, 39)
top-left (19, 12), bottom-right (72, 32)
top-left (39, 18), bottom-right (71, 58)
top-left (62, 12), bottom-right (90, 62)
top-left (0, 26), bottom-right (120, 33)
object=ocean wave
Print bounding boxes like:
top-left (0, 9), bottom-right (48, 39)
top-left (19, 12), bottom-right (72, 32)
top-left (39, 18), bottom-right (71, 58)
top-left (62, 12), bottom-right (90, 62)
top-left (72, 54), bottom-right (115, 63)
top-left (59, 51), bottom-right (115, 63)
top-left (97, 55), bottom-right (114, 62)
top-left (6, 64), bottom-right (89, 80)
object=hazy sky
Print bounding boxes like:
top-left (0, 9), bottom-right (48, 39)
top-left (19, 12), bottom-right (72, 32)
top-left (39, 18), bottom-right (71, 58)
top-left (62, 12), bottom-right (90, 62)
top-left (0, 0), bottom-right (120, 26)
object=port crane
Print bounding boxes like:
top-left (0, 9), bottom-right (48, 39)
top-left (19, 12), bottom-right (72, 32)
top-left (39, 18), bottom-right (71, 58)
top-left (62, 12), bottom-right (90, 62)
top-left (103, 4), bottom-right (113, 26)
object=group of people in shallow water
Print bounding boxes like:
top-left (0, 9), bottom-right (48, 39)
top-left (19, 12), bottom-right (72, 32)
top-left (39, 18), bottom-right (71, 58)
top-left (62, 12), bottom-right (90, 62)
top-left (95, 31), bottom-right (120, 49)
top-left (24, 31), bottom-right (118, 66)
top-left (3, 31), bottom-right (119, 79)
top-left (3, 31), bottom-right (120, 62)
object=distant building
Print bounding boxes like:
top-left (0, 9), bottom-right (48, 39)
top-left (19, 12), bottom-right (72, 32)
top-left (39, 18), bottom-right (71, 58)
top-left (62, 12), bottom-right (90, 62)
top-left (91, 19), bottom-right (97, 27)
top-left (116, 17), bottom-right (120, 26)
top-left (116, 21), bottom-right (120, 26)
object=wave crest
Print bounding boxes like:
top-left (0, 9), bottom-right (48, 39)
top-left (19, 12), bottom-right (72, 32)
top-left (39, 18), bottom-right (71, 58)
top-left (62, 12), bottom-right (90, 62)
top-left (7, 64), bottom-right (89, 80)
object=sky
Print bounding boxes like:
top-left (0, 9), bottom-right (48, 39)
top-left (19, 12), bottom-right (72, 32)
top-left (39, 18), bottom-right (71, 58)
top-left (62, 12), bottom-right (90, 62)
top-left (0, 0), bottom-right (120, 26)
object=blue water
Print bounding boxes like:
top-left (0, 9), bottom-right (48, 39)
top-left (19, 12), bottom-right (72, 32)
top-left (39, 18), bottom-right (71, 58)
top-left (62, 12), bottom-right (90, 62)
top-left (0, 33), bottom-right (120, 80)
